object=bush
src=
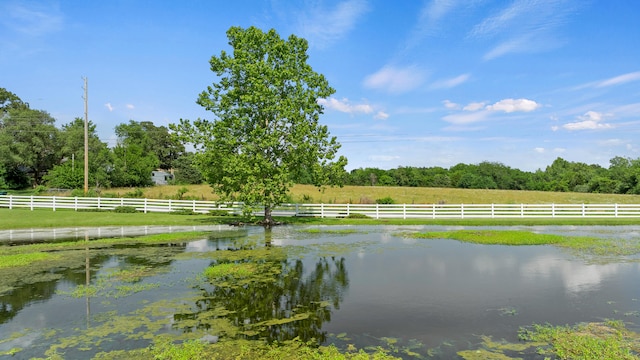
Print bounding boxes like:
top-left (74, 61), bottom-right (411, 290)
top-left (123, 188), bottom-right (145, 198)
top-left (345, 213), bottom-right (370, 219)
top-left (208, 209), bottom-right (231, 216)
top-left (376, 196), bottom-right (395, 204)
top-left (113, 206), bottom-right (138, 213)
top-left (171, 209), bottom-right (197, 215)
top-left (70, 188), bottom-right (100, 197)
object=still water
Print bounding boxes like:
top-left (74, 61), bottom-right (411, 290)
top-left (1, 225), bottom-right (640, 359)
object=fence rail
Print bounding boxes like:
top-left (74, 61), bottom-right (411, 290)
top-left (3, 195), bottom-right (640, 219)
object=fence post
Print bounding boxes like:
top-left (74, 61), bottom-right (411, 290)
top-left (432, 204), bottom-right (436, 219)
top-left (403, 204), bottom-right (406, 219)
top-left (491, 203), bottom-right (494, 218)
top-left (98, 197), bottom-right (101, 210)
top-left (74, 197), bottom-right (78, 211)
top-left (521, 203), bottom-right (524, 217)
top-left (9, 195), bottom-right (12, 210)
top-left (53, 196), bottom-right (56, 212)
top-left (615, 203), bottom-right (618, 217)
top-left (582, 203), bottom-right (585, 217)
top-left (346, 203), bottom-right (350, 217)
top-left (321, 203), bottom-right (324, 218)
top-left (144, 198), bottom-right (148, 213)
top-left (295, 203), bottom-right (299, 216)
top-left (30, 195), bottom-right (34, 211)
top-left (460, 203), bottom-right (464, 219)
top-left (169, 199), bottom-right (172, 212)
top-left (552, 203), bottom-right (555, 218)
top-left (376, 204), bottom-right (379, 219)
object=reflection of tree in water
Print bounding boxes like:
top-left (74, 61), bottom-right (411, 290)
top-left (177, 249), bottom-right (349, 344)
top-left (0, 253), bottom-right (110, 325)
top-left (0, 241), bottom-right (184, 325)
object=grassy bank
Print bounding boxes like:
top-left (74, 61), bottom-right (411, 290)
top-left (5, 207), bottom-right (640, 230)
top-left (3, 208), bottom-right (640, 230)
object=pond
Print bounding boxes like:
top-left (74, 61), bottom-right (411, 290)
top-left (1, 225), bottom-right (640, 359)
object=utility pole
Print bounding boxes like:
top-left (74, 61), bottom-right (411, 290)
top-left (83, 77), bottom-right (89, 195)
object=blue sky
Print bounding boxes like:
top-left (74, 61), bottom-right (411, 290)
top-left (2, 0), bottom-right (639, 172)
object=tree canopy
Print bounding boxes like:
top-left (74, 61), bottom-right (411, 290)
top-left (172, 26), bottom-right (347, 225)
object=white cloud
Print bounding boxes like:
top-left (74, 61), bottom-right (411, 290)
top-left (442, 100), bottom-right (459, 109)
top-left (596, 71), bottom-right (640, 88)
top-left (374, 111), bottom-right (389, 120)
top-left (105, 103), bottom-right (114, 112)
top-left (534, 147), bottom-right (545, 153)
top-left (470, 0), bottom-right (577, 59)
top-left (430, 73), bottom-right (470, 89)
top-left (442, 110), bottom-right (490, 124)
top-left (318, 97), bottom-right (388, 119)
top-left (402, 0), bottom-right (462, 51)
top-left (486, 98), bottom-right (540, 113)
top-left (562, 111), bottom-right (613, 131)
top-left (297, 0), bottom-right (369, 48)
top-left (363, 65), bottom-right (426, 93)
top-left (126, 104), bottom-right (135, 109)
top-left (463, 101), bottom-right (485, 111)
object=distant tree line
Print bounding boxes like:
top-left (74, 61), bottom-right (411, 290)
top-left (331, 157), bottom-right (640, 195)
top-left (3, 86), bottom-right (640, 196)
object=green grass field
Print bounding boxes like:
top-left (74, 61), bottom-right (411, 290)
top-left (75, 184), bottom-right (640, 204)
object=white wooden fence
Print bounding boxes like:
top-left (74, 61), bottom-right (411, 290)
top-left (3, 195), bottom-right (640, 219)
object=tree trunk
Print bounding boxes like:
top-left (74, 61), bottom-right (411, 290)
top-left (263, 205), bottom-right (274, 228)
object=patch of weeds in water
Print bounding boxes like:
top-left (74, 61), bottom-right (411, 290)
top-left (359, 335), bottom-right (425, 358)
top-left (107, 265), bottom-right (169, 283)
top-left (400, 230), bottom-right (640, 260)
top-left (518, 320), bottom-right (640, 360)
top-left (306, 241), bottom-right (376, 258)
top-left (299, 228), bottom-right (361, 235)
top-left (487, 306), bottom-right (519, 316)
top-left (0, 252), bottom-right (60, 268)
top-left (400, 230), bottom-right (566, 245)
top-left (203, 262), bottom-right (256, 279)
top-left (57, 273), bottom-right (161, 299)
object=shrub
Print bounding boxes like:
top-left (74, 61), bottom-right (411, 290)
top-left (376, 196), bottom-right (395, 204)
top-left (208, 209), bottom-right (231, 216)
top-left (171, 209), bottom-right (197, 215)
top-left (113, 206), bottom-right (138, 213)
top-left (345, 213), bottom-right (370, 219)
top-left (70, 188), bottom-right (100, 197)
top-left (123, 188), bottom-right (145, 198)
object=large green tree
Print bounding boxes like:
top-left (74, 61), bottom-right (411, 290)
top-left (0, 107), bottom-right (59, 187)
top-left (140, 121), bottom-right (185, 170)
top-left (172, 26), bottom-right (347, 226)
top-left (110, 120), bottom-right (159, 187)
top-left (43, 118), bottom-right (112, 189)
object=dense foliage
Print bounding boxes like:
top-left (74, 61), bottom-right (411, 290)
top-left (336, 157), bottom-right (640, 195)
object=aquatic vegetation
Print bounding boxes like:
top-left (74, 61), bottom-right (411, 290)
top-left (204, 262), bottom-right (257, 279)
top-left (0, 252), bottom-right (59, 268)
top-left (299, 228), bottom-right (360, 235)
top-left (518, 320), bottom-right (640, 359)
top-left (401, 229), bottom-right (640, 259)
top-left (401, 230), bottom-right (566, 245)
